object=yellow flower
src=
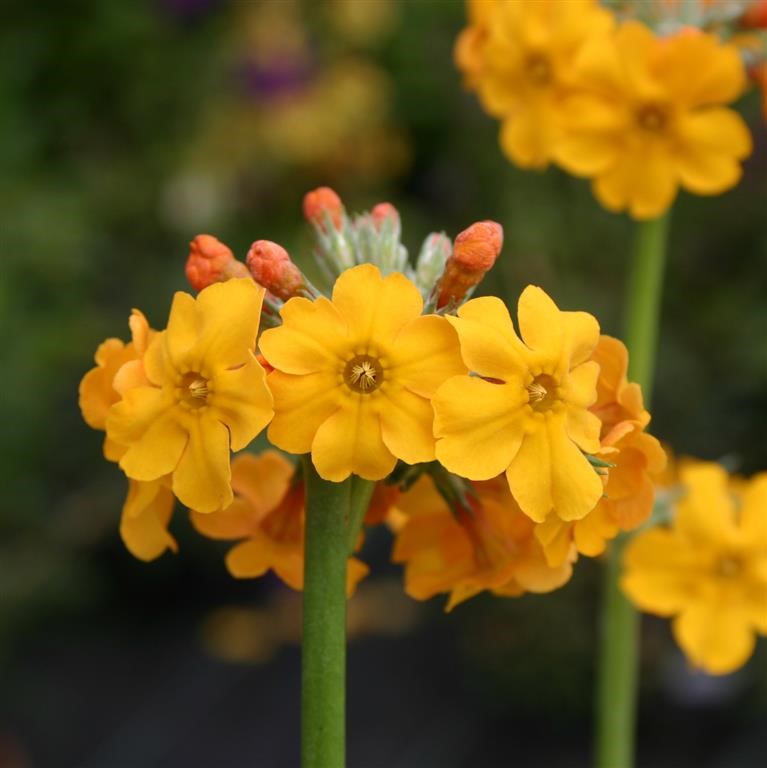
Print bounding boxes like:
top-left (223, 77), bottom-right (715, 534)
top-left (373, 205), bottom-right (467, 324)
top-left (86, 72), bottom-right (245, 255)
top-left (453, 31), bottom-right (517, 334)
top-left (191, 451), bottom-right (368, 596)
top-left (457, 0), bottom-right (613, 168)
top-left (392, 474), bottom-right (575, 611)
top-left (622, 462), bottom-right (767, 674)
top-left (434, 286), bottom-right (603, 523)
top-left (556, 22), bottom-right (752, 219)
top-left (106, 279), bottom-right (273, 513)
top-left (260, 263), bottom-right (466, 482)
top-left (120, 478), bottom-right (177, 562)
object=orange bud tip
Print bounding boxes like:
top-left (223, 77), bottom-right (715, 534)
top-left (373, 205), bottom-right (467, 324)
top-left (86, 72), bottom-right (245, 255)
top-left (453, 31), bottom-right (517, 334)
top-left (303, 187), bottom-right (344, 231)
top-left (453, 220), bottom-right (503, 271)
top-left (246, 239), bottom-right (305, 301)
top-left (185, 235), bottom-right (237, 292)
top-left (371, 202), bottom-right (399, 230)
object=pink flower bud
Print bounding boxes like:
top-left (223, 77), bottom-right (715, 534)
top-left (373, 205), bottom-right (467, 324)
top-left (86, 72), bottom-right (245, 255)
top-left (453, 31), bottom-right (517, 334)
top-left (246, 240), bottom-right (305, 301)
top-left (185, 235), bottom-right (249, 292)
top-left (303, 187), bottom-right (344, 231)
top-left (436, 221), bottom-right (503, 309)
top-left (371, 202), bottom-right (399, 230)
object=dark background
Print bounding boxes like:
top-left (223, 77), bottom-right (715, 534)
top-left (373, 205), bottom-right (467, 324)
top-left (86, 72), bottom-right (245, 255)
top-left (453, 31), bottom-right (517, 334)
top-left (1, 1), bottom-right (766, 766)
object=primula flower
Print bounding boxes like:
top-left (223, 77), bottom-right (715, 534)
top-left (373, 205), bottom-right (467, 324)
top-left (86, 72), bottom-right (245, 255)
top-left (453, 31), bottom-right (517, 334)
top-left (622, 462), bottom-right (767, 674)
top-left (106, 279), bottom-right (274, 513)
top-left (260, 263), bottom-right (466, 482)
top-left (434, 286), bottom-right (603, 524)
top-left (191, 451), bottom-right (368, 595)
top-left (556, 21), bottom-right (752, 219)
top-left (456, 0), bottom-right (614, 168)
top-left (392, 474), bottom-right (575, 611)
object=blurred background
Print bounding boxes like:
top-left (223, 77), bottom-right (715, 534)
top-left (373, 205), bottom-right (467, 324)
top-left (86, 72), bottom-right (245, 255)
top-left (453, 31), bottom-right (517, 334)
top-left (1, 1), bottom-right (766, 766)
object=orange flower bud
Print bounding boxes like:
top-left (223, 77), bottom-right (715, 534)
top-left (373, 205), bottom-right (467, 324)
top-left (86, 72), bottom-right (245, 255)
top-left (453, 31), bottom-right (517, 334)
top-left (303, 186), bottom-right (344, 231)
top-left (435, 221), bottom-right (503, 308)
top-left (185, 235), bottom-right (249, 292)
top-left (743, 0), bottom-right (767, 28)
top-left (370, 202), bottom-right (399, 230)
top-left (246, 240), bottom-right (305, 302)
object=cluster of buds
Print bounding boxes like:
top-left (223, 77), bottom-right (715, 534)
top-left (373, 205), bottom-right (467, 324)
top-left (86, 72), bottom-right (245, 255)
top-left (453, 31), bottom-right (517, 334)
top-left (186, 187), bottom-right (504, 318)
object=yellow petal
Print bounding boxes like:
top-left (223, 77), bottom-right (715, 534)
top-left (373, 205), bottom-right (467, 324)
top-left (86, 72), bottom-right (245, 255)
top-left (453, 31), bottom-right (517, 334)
top-left (562, 310), bottom-right (599, 367)
top-left (621, 528), bottom-right (700, 615)
top-left (517, 285), bottom-right (563, 360)
top-left (332, 264), bottom-right (422, 347)
top-left (226, 536), bottom-right (276, 580)
top-left (448, 297), bottom-right (525, 380)
top-left (267, 370), bottom-right (343, 454)
top-left (499, 105), bottom-right (557, 170)
top-left (232, 451), bottom-right (295, 518)
top-left (210, 354), bottom-right (273, 451)
top-left (673, 602), bottom-right (755, 675)
top-left (434, 376), bottom-right (527, 480)
top-left (379, 384), bottom-right (436, 465)
top-left (119, 480), bottom-right (177, 562)
top-left (173, 413), bottom-right (232, 513)
top-left (514, 548), bottom-right (574, 593)
top-left (740, 473), bottom-right (767, 549)
top-left (311, 398), bottom-right (396, 482)
top-left (390, 315), bottom-right (467, 398)
top-left (573, 504), bottom-right (616, 557)
top-left (192, 498), bottom-right (257, 540)
top-left (259, 296), bottom-right (348, 375)
top-left (565, 405), bottom-right (601, 454)
top-left (677, 462), bottom-right (737, 545)
top-left (675, 109), bottom-right (752, 195)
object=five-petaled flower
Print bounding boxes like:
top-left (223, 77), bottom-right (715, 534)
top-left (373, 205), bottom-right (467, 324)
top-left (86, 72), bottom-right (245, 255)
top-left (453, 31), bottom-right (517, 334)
top-left (622, 462), bottom-right (767, 675)
top-left (434, 285), bottom-right (603, 524)
top-left (260, 263), bottom-right (466, 481)
top-left (106, 279), bottom-right (274, 513)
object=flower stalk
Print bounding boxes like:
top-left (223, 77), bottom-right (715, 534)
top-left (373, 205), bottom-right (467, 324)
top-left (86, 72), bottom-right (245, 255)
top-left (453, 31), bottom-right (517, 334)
top-left (595, 212), bottom-right (670, 768)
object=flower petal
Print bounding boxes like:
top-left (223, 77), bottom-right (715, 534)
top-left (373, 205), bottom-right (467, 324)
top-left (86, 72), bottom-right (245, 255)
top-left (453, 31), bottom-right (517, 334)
top-left (379, 384), bottom-right (437, 465)
top-left (311, 398), bottom-right (396, 482)
top-left (267, 370), bottom-right (343, 454)
top-left (211, 354), bottom-right (273, 451)
top-left (673, 602), bottom-right (755, 675)
top-left (191, 498), bottom-right (257, 540)
top-left (517, 285), bottom-right (563, 360)
top-left (499, 105), bottom-right (558, 169)
top-left (173, 413), bottom-right (232, 513)
top-left (119, 480), bottom-right (177, 562)
top-left (677, 462), bottom-right (737, 545)
top-left (231, 451), bottom-right (295, 518)
top-left (434, 376), bottom-right (527, 481)
top-left (740, 473), bottom-right (767, 549)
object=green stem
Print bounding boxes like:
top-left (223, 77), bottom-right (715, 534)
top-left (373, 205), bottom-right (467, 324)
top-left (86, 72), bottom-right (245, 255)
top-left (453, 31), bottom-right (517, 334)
top-left (301, 459), bottom-right (374, 768)
top-left (595, 212), bottom-right (670, 768)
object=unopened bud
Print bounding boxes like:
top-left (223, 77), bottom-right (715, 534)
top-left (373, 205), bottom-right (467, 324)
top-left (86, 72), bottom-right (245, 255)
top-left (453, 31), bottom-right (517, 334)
top-left (303, 186), bottom-right (344, 231)
top-left (186, 235), bottom-right (249, 292)
top-left (416, 232), bottom-right (452, 295)
top-left (743, 0), bottom-right (767, 28)
top-left (246, 240), bottom-right (305, 302)
top-left (435, 221), bottom-right (503, 309)
top-left (371, 202), bottom-right (400, 231)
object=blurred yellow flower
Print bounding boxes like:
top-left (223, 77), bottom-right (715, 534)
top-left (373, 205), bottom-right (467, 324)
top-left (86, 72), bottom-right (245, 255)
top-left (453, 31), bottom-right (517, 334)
top-left (434, 286), bottom-right (603, 524)
top-left (556, 22), bottom-right (752, 219)
top-left (191, 451), bottom-right (368, 595)
top-left (106, 279), bottom-right (273, 513)
top-left (392, 474), bottom-right (575, 611)
top-left (456, 0), bottom-right (613, 168)
top-left (622, 462), bottom-right (767, 674)
top-left (260, 264), bottom-right (466, 481)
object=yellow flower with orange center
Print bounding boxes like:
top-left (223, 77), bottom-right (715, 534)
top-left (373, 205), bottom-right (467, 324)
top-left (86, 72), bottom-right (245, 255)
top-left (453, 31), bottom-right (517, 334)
top-left (191, 451), bottom-right (368, 595)
top-left (622, 462), bottom-right (767, 674)
top-left (106, 279), bottom-right (273, 513)
top-left (392, 474), bottom-right (575, 611)
top-left (556, 21), bottom-right (752, 219)
top-left (260, 263), bottom-right (467, 482)
top-left (433, 286), bottom-right (603, 524)
top-left (456, 0), bottom-right (614, 168)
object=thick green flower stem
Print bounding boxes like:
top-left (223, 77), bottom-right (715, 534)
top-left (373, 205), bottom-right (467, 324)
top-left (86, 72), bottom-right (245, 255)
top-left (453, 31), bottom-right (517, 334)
top-left (596, 212), bottom-right (670, 768)
top-left (301, 460), bottom-right (372, 768)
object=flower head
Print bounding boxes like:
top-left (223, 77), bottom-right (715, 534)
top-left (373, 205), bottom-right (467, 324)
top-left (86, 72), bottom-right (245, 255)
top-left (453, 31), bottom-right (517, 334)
top-left (457, 0), bottom-right (614, 168)
top-left (622, 462), bottom-right (767, 674)
top-left (106, 279), bottom-right (273, 513)
top-left (392, 474), bottom-right (575, 610)
top-left (191, 451), bottom-right (368, 595)
top-left (434, 286), bottom-right (603, 523)
top-left (260, 264), bottom-right (466, 481)
top-left (556, 21), bottom-right (752, 219)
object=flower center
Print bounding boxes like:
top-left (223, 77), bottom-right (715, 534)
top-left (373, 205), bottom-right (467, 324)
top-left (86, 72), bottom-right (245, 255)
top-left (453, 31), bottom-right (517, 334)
top-left (716, 555), bottom-right (742, 579)
top-left (637, 104), bottom-right (667, 133)
top-left (179, 371), bottom-right (210, 409)
top-left (344, 354), bottom-right (383, 394)
top-left (526, 54), bottom-right (552, 86)
top-left (526, 373), bottom-right (559, 412)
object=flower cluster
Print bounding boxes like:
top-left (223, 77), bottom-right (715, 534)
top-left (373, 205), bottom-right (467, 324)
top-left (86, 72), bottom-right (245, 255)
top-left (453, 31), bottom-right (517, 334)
top-left (456, 0), bottom-right (756, 219)
top-left (622, 461), bottom-right (767, 675)
top-left (80, 187), bottom-right (665, 610)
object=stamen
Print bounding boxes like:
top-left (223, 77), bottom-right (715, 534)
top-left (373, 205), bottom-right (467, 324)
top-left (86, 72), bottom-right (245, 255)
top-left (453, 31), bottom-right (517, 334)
top-left (179, 371), bottom-right (211, 409)
top-left (525, 373), bottom-right (558, 412)
top-left (349, 361), bottom-right (378, 391)
top-left (344, 354), bottom-right (384, 394)
top-left (526, 381), bottom-right (548, 404)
